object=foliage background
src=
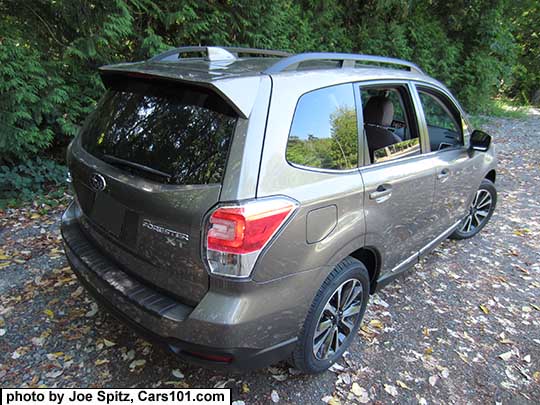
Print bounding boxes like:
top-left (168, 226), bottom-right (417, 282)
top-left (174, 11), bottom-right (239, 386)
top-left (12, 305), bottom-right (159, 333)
top-left (0, 0), bottom-right (538, 203)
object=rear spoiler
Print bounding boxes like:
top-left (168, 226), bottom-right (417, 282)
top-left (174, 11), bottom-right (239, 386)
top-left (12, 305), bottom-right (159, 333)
top-left (98, 62), bottom-right (262, 119)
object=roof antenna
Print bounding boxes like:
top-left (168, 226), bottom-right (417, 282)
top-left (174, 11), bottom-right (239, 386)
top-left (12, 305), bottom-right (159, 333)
top-left (206, 47), bottom-right (236, 62)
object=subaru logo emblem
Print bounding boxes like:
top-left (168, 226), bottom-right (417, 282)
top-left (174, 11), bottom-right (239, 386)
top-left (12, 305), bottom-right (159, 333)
top-left (90, 173), bottom-right (107, 192)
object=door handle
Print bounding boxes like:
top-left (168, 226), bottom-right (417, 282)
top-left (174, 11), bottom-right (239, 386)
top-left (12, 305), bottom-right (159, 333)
top-left (369, 184), bottom-right (392, 202)
top-left (437, 168), bottom-right (450, 181)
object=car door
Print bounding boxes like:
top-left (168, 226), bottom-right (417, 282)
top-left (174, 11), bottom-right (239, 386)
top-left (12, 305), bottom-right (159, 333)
top-left (412, 84), bottom-right (479, 236)
top-left (357, 81), bottom-right (440, 276)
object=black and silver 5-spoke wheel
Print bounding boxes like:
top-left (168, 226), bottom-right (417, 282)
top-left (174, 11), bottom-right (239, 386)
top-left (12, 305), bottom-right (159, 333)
top-left (450, 178), bottom-right (497, 240)
top-left (292, 257), bottom-right (370, 374)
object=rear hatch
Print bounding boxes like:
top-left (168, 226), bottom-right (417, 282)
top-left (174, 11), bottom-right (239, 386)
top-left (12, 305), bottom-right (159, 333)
top-left (69, 74), bottom-right (238, 305)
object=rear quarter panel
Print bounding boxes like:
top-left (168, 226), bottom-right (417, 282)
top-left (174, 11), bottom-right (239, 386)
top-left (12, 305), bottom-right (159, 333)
top-left (254, 74), bottom-right (366, 284)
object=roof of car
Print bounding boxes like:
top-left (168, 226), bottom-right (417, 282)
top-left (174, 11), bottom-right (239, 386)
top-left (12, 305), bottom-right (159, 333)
top-left (99, 46), bottom-right (446, 118)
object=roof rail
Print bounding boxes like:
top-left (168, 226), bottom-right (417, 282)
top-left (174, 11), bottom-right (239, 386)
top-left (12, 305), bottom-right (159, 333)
top-left (149, 46), bottom-right (291, 62)
top-left (263, 52), bottom-right (424, 75)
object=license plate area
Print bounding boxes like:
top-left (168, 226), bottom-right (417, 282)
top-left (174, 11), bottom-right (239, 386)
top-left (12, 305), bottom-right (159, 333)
top-left (90, 192), bottom-right (125, 237)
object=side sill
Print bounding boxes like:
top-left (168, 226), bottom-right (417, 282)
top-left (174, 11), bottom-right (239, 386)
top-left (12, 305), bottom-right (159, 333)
top-left (373, 220), bottom-right (461, 293)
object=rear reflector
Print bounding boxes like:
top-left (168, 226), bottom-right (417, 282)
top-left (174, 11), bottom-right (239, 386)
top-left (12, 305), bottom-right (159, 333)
top-left (204, 197), bottom-right (298, 278)
top-left (185, 351), bottom-right (233, 363)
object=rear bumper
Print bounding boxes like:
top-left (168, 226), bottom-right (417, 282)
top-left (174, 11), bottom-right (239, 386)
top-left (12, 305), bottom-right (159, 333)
top-left (61, 201), bottom-right (297, 370)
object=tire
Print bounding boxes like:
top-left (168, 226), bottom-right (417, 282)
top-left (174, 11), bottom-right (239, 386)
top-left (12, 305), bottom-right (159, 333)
top-left (450, 178), bottom-right (497, 240)
top-left (291, 257), bottom-right (370, 374)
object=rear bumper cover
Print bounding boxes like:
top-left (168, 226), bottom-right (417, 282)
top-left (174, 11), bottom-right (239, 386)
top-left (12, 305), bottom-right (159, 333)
top-left (61, 201), bottom-right (297, 369)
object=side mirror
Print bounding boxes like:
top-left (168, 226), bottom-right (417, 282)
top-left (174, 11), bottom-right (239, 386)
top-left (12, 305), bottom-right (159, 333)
top-left (470, 129), bottom-right (492, 152)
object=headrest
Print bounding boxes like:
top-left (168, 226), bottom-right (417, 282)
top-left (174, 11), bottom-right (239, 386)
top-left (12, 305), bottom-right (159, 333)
top-left (363, 96), bottom-right (394, 127)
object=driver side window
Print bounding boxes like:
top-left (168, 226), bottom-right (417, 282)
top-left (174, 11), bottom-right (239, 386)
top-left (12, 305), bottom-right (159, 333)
top-left (417, 89), bottom-right (463, 151)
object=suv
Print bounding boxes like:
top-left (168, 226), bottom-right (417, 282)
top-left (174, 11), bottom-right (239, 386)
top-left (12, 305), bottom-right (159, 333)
top-left (61, 46), bottom-right (497, 373)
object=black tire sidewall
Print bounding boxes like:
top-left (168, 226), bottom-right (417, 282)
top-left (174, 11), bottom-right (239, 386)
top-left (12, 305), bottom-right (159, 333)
top-left (293, 258), bottom-right (370, 373)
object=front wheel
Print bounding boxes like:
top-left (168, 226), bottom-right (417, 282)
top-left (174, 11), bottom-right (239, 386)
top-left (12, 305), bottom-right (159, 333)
top-left (450, 178), bottom-right (497, 240)
top-left (291, 257), bottom-right (370, 374)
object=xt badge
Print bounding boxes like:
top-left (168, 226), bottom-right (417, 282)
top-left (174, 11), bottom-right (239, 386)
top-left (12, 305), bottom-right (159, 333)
top-left (142, 220), bottom-right (189, 248)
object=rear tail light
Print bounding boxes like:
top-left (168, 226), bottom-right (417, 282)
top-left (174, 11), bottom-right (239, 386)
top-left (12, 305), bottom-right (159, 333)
top-left (204, 196), bottom-right (298, 278)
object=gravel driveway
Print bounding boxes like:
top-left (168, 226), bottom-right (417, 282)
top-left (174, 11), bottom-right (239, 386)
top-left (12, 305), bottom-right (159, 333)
top-left (1, 111), bottom-right (539, 404)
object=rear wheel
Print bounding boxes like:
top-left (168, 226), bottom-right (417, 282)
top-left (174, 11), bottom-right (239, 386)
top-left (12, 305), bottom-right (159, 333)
top-left (291, 257), bottom-right (370, 374)
top-left (450, 178), bottom-right (497, 240)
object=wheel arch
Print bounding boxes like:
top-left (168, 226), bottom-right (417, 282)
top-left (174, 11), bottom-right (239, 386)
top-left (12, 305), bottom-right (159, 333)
top-left (325, 237), bottom-right (382, 295)
top-left (349, 246), bottom-right (381, 294)
top-left (485, 169), bottom-right (496, 183)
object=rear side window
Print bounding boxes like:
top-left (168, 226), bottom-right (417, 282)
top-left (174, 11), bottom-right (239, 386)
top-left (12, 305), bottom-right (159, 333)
top-left (81, 78), bottom-right (237, 185)
top-left (286, 84), bottom-right (358, 170)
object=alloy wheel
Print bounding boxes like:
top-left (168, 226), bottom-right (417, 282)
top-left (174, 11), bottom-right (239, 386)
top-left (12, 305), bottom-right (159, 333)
top-left (459, 188), bottom-right (492, 234)
top-left (312, 279), bottom-right (364, 360)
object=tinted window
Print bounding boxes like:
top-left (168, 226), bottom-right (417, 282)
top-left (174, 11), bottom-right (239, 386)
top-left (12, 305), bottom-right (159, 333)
top-left (286, 84), bottom-right (358, 170)
top-left (360, 86), bottom-right (421, 164)
top-left (418, 90), bottom-right (462, 151)
top-left (81, 79), bottom-right (237, 185)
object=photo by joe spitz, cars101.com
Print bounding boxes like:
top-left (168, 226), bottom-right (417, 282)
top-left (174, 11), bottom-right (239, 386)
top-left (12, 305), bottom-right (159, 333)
top-left (61, 46), bottom-right (497, 374)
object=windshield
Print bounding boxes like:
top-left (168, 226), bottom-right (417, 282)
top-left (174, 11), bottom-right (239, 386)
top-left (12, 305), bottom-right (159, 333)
top-left (81, 78), bottom-right (237, 185)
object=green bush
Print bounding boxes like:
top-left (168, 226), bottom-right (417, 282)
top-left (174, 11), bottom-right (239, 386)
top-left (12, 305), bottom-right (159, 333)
top-left (0, 0), bottom-right (536, 204)
top-left (0, 158), bottom-right (67, 207)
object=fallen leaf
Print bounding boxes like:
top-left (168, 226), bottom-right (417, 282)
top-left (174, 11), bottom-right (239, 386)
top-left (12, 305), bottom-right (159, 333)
top-left (129, 359), bottom-right (146, 370)
top-left (85, 303), bottom-right (99, 317)
top-left (329, 363), bottom-right (345, 373)
top-left (103, 338), bottom-right (116, 347)
top-left (214, 380), bottom-right (233, 389)
top-left (122, 349), bottom-right (136, 362)
top-left (505, 366), bottom-right (518, 381)
top-left (369, 319), bottom-right (384, 329)
top-left (322, 396), bottom-right (341, 405)
top-left (44, 309), bottom-right (54, 318)
top-left (351, 383), bottom-right (369, 403)
top-left (384, 384), bottom-right (398, 397)
top-left (71, 287), bottom-right (84, 298)
top-left (479, 304), bottom-right (490, 314)
top-left (499, 351), bottom-right (513, 361)
top-left (241, 383), bottom-right (250, 393)
top-left (396, 380), bottom-right (411, 390)
top-left (95, 359), bottom-right (109, 366)
top-left (429, 375), bottom-right (439, 386)
top-left (45, 370), bottom-right (63, 378)
top-left (163, 381), bottom-right (189, 388)
top-left (31, 337), bottom-right (45, 346)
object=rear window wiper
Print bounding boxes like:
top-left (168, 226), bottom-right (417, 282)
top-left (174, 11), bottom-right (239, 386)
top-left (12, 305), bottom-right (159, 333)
top-left (101, 154), bottom-right (172, 181)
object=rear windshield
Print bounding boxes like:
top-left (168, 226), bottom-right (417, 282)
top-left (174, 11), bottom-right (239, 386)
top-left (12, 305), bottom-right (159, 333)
top-left (81, 78), bottom-right (237, 185)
